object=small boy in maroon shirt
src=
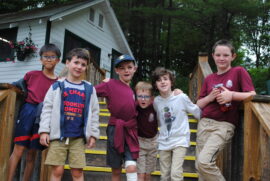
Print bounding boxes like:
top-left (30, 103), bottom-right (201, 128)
top-left (135, 81), bottom-right (158, 181)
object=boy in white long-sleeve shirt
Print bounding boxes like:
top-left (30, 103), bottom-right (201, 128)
top-left (152, 67), bottom-right (201, 181)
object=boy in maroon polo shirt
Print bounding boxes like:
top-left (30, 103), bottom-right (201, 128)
top-left (95, 55), bottom-right (138, 181)
top-left (8, 44), bottom-right (61, 181)
top-left (135, 81), bottom-right (158, 181)
top-left (196, 39), bottom-right (256, 181)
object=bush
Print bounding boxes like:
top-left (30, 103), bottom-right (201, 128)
top-left (248, 67), bottom-right (270, 95)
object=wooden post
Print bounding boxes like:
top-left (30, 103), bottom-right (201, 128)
top-left (260, 126), bottom-right (270, 181)
top-left (40, 150), bottom-right (51, 181)
top-left (0, 89), bottom-right (17, 180)
top-left (243, 101), bottom-right (261, 181)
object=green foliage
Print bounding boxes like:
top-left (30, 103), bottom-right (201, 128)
top-left (248, 67), bottom-right (270, 94)
top-left (0, 0), bottom-right (72, 14)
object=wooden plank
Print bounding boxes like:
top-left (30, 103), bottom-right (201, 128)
top-left (0, 83), bottom-right (23, 95)
top-left (243, 102), bottom-right (261, 181)
top-left (252, 95), bottom-right (270, 103)
top-left (198, 55), bottom-right (212, 78)
top-left (40, 149), bottom-right (51, 181)
top-left (0, 90), bottom-right (9, 102)
top-left (251, 102), bottom-right (270, 136)
top-left (0, 90), bottom-right (17, 181)
top-left (260, 126), bottom-right (270, 181)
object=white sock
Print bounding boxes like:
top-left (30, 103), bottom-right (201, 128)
top-left (126, 172), bottom-right (137, 181)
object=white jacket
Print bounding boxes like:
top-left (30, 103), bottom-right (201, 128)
top-left (38, 80), bottom-right (100, 142)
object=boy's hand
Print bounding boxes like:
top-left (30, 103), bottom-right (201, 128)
top-left (207, 88), bottom-right (220, 102)
top-left (102, 78), bottom-right (110, 83)
top-left (216, 87), bottom-right (233, 104)
top-left (40, 133), bottom-right (50, 147)
top-left (86, 136), bottom-right (96, 149)
top-left (173, 88), bottom-right (183, 96)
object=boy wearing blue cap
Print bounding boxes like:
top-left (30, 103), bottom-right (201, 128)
top-left (95, 54), bottom-right (139, 181)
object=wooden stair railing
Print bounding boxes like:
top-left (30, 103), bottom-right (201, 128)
top-left (189, 52), bottom-right (212, 103)
top-left (0, 83), bottom-right (22, 181)
top-left (243, 95), bottom-right (270, 181)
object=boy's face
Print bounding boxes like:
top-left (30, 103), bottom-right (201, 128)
top-left (212, 45), bottom-right (236, 73)
top-left (40, 51), bottom-right (60, 70)
top-left (115, 61), bottom-right (137, 85)
top-left (66, 56), bottom-right (87, 80)
top-left (155, 74), bottom-right (172, 94)
top-left (136, 89), bottom-right (152, 109)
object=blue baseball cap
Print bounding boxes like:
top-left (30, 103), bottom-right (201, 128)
top-left (114, 54), bottom-right (136, 67)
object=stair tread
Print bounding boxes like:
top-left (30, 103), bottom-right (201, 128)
top-left (64, 165), bottom-right (198, 178)
top-left (84, 149), bottom-right (196, 160)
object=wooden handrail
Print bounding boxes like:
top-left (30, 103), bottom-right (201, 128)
top-left (243, 95), bottom-right (270, 181)
top-left (0, 84), bottom-right (21, 181)
top-left (189, 53), bottom-right (212, 102)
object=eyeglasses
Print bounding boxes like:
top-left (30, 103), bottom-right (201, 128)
top-left (137, 95), bottom-right (151, 100)
top-left (41, 56), bottom-right (58, 60)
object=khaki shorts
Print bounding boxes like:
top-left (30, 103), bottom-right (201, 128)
top-left (137, 135), bottom-right (158, 173)
top-left (45, 138), bottom-right (86, 168)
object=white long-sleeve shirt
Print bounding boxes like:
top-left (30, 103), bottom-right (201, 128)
top-left (153, 93), bottom-right (201, 150)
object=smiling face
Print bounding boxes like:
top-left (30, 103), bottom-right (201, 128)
top-left (66, 56), bottom-right (87, 82)
top-left (40, 51), bottom-right (60, 71)
top-left (136, 89), bottom-right (152, 109)
top-left (212, 45), bottom-right (236, 74)
top-left (155, 74), bottom-right (172, 95)
top-left (114, 61), bottom-right (137, 85)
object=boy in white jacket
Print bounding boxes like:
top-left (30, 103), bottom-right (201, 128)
top-left (39, 48), bottom-right (100, 181)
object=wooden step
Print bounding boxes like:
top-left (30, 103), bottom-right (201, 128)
top-left (64, 165), bottom-right (198, 178)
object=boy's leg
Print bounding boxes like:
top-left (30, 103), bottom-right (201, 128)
top-left (171, 146), bottom-right (187, 181)
top-left (50, 165), bottom-right (64, 181)
top-left (112, 168), bottom-right (122, 181)
top-left (8, 144), bottom-right (26, 181)
top-left (196, 118), bottom-right (234, 181)
top-left (70, 168), bottom-right (84, 181)
top-left (106, 126), bottom-right (124, 181)
top-left (137, 137), bottom-right (147, 181)
top-left (138, 173), bottom-right (146, 181)
top-left (159, 150), bottom-right (171, 181)
top-left (125, 160), bottom-right (137, 181)
top-left (22, 149), bottom-right (37, 181)
top-left (145, 173), bottom-right (151, 181)
top-left (144, 138), bottom-right (158, 181)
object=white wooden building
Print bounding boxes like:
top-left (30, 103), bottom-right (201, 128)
top-left (0, 0), bottom-right (133, 83)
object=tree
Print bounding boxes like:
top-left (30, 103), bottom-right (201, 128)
top-left (239, 0), bottom-right (270, 68)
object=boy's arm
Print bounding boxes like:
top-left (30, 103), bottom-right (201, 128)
top-left (197, 88), bottom-right (220, 109)
top-left (216, 87), bottom-right (256, 104)
top-left (38, 86), bottom-right (54, 134)
top-left (40, 133), bottom-right (50, 147)
top-left (94, 81), bottom-right (109, 97)
top-left (183, 94), bottom-right (201, 120)
top-left (89, 88), bottom-right (100, 139)
top-left (86, 136), bottom-right (96, 149)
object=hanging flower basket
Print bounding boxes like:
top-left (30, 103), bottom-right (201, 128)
top-left (16, 50), bottom-right (26, 61)
top-left (9, 26), bottom-right (38, 61)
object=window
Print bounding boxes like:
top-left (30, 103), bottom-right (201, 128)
top-left (110, 49), bottom-right (121, 79)
top-left (63, 30), bottom-right (101, 66)
top-left (89, 8), bottom-right (95, 22)
top-left (0, 27), bottom-right (18, 62)
top-left (98, 14), bottom-right (104, 28)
